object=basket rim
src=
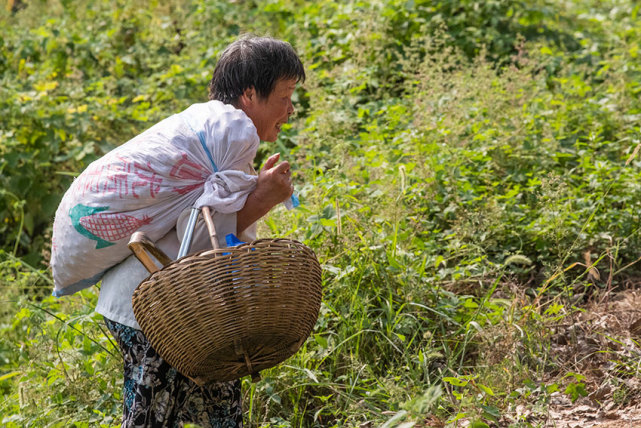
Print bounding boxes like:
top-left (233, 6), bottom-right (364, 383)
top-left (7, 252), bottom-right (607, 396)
top-left (135, 237), bottom-right (315, 285)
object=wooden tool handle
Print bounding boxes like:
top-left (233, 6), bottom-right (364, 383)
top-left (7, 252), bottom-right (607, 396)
top-left (128, 231), bottom-right (172, 274)
top-left (201, 206), bottom-right (220, 250)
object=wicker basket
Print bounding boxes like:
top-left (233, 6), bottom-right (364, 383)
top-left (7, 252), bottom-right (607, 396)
top-left (129, 207), bottom-right (322, 385)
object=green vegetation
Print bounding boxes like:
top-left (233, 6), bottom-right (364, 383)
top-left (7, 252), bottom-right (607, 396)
top-left (2, 0), bottom-right (641, 426)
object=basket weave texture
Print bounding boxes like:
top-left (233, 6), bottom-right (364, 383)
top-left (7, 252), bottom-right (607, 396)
top-left (132, 238), bottom-right (322, 385)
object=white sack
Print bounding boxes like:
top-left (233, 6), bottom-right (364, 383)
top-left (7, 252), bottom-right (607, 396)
top-left (51, 101), bottom-right (260, 296)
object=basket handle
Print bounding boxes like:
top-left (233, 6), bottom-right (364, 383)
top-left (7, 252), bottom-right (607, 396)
top-left (128, 231), bottom-right (172, 274)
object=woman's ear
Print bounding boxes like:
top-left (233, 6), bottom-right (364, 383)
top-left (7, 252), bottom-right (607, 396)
top-left (238, 86), bottom-right (256, 109)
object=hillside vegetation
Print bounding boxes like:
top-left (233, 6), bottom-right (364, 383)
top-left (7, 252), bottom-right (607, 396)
top-left (1, 0), bottom-right (641, 426)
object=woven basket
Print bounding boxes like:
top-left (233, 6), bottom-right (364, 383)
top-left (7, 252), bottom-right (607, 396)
top-left (129, 207), bottom-right (322, 385)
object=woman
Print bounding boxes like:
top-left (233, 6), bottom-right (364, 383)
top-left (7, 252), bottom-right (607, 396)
top-left (96, 35), bottom-right (305, 427)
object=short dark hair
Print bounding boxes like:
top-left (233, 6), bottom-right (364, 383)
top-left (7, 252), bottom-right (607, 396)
top-left (209, 35), bottom-right (305, 105)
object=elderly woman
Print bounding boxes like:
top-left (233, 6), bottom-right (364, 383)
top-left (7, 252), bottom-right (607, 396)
top-left (95, 36), bottom-right (305, 427)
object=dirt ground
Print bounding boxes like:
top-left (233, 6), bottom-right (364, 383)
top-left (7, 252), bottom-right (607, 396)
top-left (416, 288), bottom-right (641, 428)
top-left (543, 288), bottom-right (641, 428)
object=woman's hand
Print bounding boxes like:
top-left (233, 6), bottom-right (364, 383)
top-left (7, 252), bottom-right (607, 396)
top-left (236, 153), bottom-right (294, 234)
top-left (254, 153), bottom-right (294, 207)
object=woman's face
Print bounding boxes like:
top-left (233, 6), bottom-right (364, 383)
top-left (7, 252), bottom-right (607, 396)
top-left (241, 78), bottom-right (297, 142)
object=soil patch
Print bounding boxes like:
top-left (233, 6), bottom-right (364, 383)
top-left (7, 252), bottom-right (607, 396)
top-left (545, 289), bottom-right (641, 427)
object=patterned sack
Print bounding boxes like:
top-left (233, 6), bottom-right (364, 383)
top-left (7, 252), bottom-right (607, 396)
top-left (51, 101), bottom-right (260, 296)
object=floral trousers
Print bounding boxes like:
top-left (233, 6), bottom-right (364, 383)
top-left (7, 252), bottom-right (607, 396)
top-left (104, 318), bottom-right (243, 428)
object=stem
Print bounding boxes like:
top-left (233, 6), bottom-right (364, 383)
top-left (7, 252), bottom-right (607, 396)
top-left (2, 191), bottom-right (25, 256)
top-left (24, 301), bottom-right (117, 358)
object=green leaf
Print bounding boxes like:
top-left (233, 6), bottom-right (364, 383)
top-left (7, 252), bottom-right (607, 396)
top-left (446, 413), bottom-right (467, 424)
top-left (319, 218), bottom-right (336, 227)
top-left (314, 334), bottom-right (328, 348)
top-left (481, 403), bottom-right (501, 420)
top-left (0, 371), bottom-right (21, 382)
top-left (442, 377), bottom-right (468, 387)
top-left (565, 382), bottom-right (588, 403)
top-left (477, 384), bottom-right (495, 396)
